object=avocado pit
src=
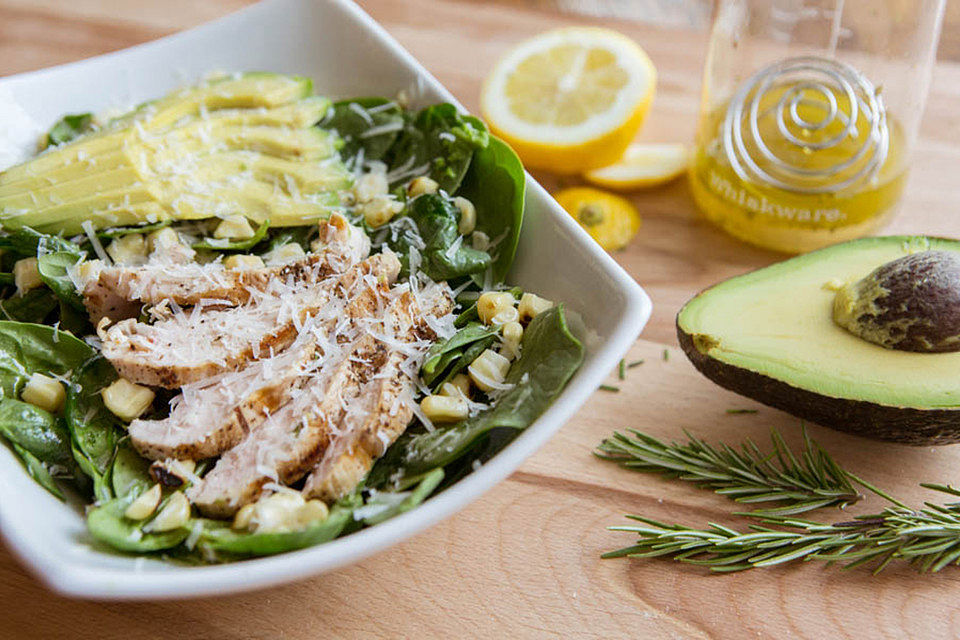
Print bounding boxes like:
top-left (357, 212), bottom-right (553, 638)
top-left (832, 250), bottom-right (960, 353)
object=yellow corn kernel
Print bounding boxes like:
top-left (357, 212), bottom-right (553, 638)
top-left (518, 293), bottom-right (554, 322)
top-left (449, 373), bottom-right (472, 398)
top-left (453, 196), bottom-right (476, 235)
top-left (76, 259), bottom-right (104, 284)
top-left (500, 321), bottom-right (524, 360)
top-left (124, 484), bottom-right (162, 520)
top-left (420, 394), bottom-right (469, 423)
top-left (297, 499), bottom-right (330, 526)
top-left (264, 242), bottom-right (306, 266)
top-left (105, 234), bottom-right (148, 265)
top-left (223, 254), bottom-right (265, 270)
top-left (354, 172), bottom-right (389, 203)
top-left (213, 215), bottom-right (256, 240)
top-left (144, 491), bottom-right (190, 532)
top-left (472, 230), bottom-right (491, 252)
top-left (13, 257), bottom-right (42, 294)
top-left (102, 378), bottom-right (155, 421)
top-left (477, 291), bottom-right (515, 325)
top-left (233, 503), bottom-right (256, 531)
top-left (362, 195), bottom-right (404, 228)
top-left (407, 175), bottom-right (439, 198)
top-left (468, 349), bottom-right (512, 392)
top-left (21, 373), bottom-right (65, 413)
top-left (146, 227), bottom-right (182, 253)
top-left (491, 306), bottom-right (519, 326)
top-left (252, 492), bottom-right (307, 533)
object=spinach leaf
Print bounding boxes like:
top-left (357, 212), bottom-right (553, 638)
top-left (389, 194), bottom-right (491, 281)
top-left (197, 493), bottom-right (360, 556)
top-left (0, 227), bottom-right (84, 260)
top-left (44, 113), bottom-right (94, 148)
top-left (87, 494), bottom-right (190, 553)
top-left (111, 441), bottom-right (153, 499)
top-left (260, 225), bottom-right (317, 253)
top-left (0, 398), bottom-right (74, 467)
top-left (0, 321), bottom-right (93, 397)
top-left (421, 322), bottom-right (500, 385)
top-left (0, 273), bottom-right (14, 287)
top-left (376, 306), bottom-right (583, 480)
top-left (64, 356), bottom-right (122, 500)
top-left (192, 219), bottom-right (270, 251)
top-left (458, 136), bottom-right (525, 284)
top-left (327, 98), bottom-right (404, 163)
top-left (10, 442), bottom-right (64, 499)
top-left (37, 251), bottom-right (85, 311)
top-left (385, 104), bottom-right (489, 193)
top-left (57, 299), bottom-right (90, 335)
top-left (0, 289), bottom-right (58, 323)
top-left (360, 467), bottom-right (444, 525)
top-left (435, 335), bottom-right (496, 388)
top-left (97, 221), bottom-right (172, 240)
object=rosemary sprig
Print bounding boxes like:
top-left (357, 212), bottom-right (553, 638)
top-left (604, 484), bottom-right (960, 574)
top-left (596, 428), bottom-right (862, 515)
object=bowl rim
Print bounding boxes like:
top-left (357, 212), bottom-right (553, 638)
top-left (0, 0), bottom-right (652, 599)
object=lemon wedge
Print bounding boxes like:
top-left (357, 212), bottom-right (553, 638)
top-left (554, 186), bottom-right (641, 251)
top-left (481, 27), bottom-right (656, 174)
top-left (584, 143), bottom-right (689, 190)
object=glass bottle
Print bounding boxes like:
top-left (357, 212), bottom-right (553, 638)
top-left (690, 0), bottom-right (945, 253)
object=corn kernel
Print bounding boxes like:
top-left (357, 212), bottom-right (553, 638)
top-left (213, 215), bottom-right (256, 240)
top-left (144, 491), bottom-right (190, 532)
top-left (105, 234), bottom-right (148, 265)
top-left (124, 483), bottom-right (161, 520)
top-left (491, 306), bottom-right (519, 326)
top-left (297, 499), bottom-right (330, 526)
top-left (76, 259), bottom-right (104, 285)
top-left (233, 503), bottom-right (256, 531)
top-left (21, 373), bottom-right (65, 413)
top-left (362, 195), bottom-right (404, 228)
top-left (407, 175), bottom-right (439, 198)
top-left (468, 349), bottom-right (512, 392)
top-left (453, 197), bottom-right (476, 235)
top-left (146, 227), bottom-right (182, 253)
top-left (477, 291), bottom-right (515, 325)
top-left (448, 373), bottom-right (472, 398)
top-left (354, 172), bottom-right (389, 203)
top-left (518, 293), bottom-right (554, 322)
top-left (223, 254), bottom-right (265, 270)
top-left (420, 394), bottom-right (469, 423)
top-left (500, 321), bottom-right (524, 360)
top-left (251, 492), bottom-right (307, 533)
top-left (13, 257), bottom-right (42, 294)
top-left (102, 378), bottom-right (155, 421)
top-left (472, 230), bottom-right (491, 251)
top-left (263, 242), bottom-right (306, 266)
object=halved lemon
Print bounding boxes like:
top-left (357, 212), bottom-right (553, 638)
top-left (554, 186), bottom-right (641, 251)
top-left (584, 142), bottom-right (689, 191)
top-left (481, 27), bottom-right (656, 174)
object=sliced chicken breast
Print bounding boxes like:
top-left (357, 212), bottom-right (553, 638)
top-left (100, 251), bottom-right (400, 388)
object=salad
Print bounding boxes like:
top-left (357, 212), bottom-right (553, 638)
top-left (0, 73), bottom-right (584, 562)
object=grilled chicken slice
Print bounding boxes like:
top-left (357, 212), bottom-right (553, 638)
top-left (302, 287), bottom-right (454, 502)
top-left (127, 340), bottom-right (317, 460)
top-left (100, 251), bottom-right (400, 388)
top-left (82, 213), bottom-right (368, 323)
top-left (186, 333), bottom-right (386, 517)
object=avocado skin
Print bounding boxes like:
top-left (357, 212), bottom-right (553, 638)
top-left (677, 321), bottom-right (960, 446)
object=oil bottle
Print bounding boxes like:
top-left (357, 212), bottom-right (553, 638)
top-left (691, 0), bottom-right (944, 253)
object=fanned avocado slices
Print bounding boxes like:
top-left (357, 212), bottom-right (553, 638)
top-left (677, 236), bottom-right (960, 446)
top-left (0, 73), bottom-right (351, 234)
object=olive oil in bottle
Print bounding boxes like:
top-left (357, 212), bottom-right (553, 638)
top-left (690, 58), bottom-right (909, 254)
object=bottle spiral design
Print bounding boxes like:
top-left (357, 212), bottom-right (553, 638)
top-left (721, 56), bottom-right (888, 194)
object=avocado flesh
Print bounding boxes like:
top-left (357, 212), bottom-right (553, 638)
top-left (678, 236), bottom-right (960, 413)
top-left (0, 74), bottom-right (348, 234)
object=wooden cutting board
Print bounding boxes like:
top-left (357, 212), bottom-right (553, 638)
top-left (2, 1), bottom-right (960, 638)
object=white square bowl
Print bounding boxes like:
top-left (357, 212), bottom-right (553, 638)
top-left (0, 0), bottom-right (651, 599)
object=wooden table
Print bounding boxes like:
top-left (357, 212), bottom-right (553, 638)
top-left (2, 1), bottom-right (960, 638)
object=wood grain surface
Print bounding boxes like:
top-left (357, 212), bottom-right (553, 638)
top-left (2, 1), bottom-right (960, 638)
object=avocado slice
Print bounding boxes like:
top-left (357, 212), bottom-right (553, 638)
top-left (0, 75), bottom-right (347, 234)
top-left (677, 236), bottom-right (960, 445)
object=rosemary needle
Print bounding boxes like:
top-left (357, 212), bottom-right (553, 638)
top-left (618, 359), bottom-right (626, 380)
top-left (599, 384), bottom-right (620, 392)
top-left (627, 360), bottom-right (644, 368)
top-left (726, 409), bottom-right (758, 415)
top-left (662, 349), bottom-right (669, 361)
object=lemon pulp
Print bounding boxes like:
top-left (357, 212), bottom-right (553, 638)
top-left (690, 82), bottom-right (908, 254)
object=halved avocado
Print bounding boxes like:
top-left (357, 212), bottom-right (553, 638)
top-left (677, 236), bottom-right (960, 445)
